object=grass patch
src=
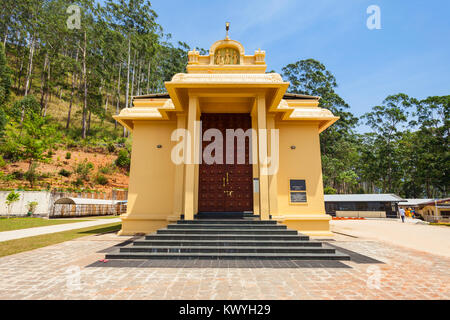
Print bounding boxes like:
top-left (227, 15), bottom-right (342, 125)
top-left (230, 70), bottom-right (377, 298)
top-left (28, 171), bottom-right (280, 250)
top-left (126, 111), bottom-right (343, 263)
top-left (0, 222), bottom-right (121, 258)
top-left (82, 215), bottom-right (121, 220)
top-left (0, 217), bottom-right (88, 232)
top-left (430, 222), bottom-right (450, 227)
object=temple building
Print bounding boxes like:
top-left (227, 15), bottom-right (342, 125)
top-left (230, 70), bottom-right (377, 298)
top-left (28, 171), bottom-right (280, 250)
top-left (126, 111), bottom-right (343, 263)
top-left (114, 33), bottom-right (339, 237)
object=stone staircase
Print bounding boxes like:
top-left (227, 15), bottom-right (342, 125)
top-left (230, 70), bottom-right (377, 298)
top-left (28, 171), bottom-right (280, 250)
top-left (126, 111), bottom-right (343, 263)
top-left (105, 219), bottom-right (350, 260)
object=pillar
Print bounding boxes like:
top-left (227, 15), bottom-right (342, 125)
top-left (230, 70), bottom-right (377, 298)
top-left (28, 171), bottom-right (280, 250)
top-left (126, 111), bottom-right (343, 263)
top-left (251, 114), bottom-right (260, 216)
top-left (256, 95), bottom-right (270, 220)
top-left (184, 96), bottom-right (200, 220)
top-left (267, 114), bottom-right (278, 215)
top-left (171, 113), bottom-right (186, 220)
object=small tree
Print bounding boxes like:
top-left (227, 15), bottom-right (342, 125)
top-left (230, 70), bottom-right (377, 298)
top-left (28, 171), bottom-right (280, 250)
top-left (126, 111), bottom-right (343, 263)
top-left (4, 96), bottom-right (58, 187)
top-left (115, 149), bottom-right (130, 171)
top-left (26, 201), bottom-right (38, 216)
top-left (5, 191), bottom-right (20, 218)
top-left (73, 159), bottom-right (94, 182)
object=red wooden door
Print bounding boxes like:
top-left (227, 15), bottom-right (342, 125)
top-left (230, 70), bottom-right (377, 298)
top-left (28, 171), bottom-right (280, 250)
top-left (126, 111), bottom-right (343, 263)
top-left (198, 114), bottom-right (253, 212)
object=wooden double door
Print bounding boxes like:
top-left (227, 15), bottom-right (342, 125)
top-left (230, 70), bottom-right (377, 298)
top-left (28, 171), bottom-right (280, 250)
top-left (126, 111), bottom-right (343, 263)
top-left (198, 113), bottom-right (253, 212)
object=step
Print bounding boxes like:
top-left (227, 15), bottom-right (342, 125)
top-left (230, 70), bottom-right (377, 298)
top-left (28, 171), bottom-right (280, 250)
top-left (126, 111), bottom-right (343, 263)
top-left (145, 234), bottom-right (309, 241)
top-left (181, 213), bottom-right (259, 220)
top-left (168, 224), bottom-right (287, 230)
top-left (177, 220), bottom-right (277, 225)
top-left (133, 239), bottom-right (322, 247)
top-left (119, 245), bottom-right (335, 254)
top-left (156, 228), bottom-right (298, 235)
top-left (105, 251), bottom-right (351, 260)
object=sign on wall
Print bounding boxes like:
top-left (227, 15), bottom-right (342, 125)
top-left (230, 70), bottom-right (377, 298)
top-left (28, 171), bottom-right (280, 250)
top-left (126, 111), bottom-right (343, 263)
top-left (289, 179), bottom-right (307, 203)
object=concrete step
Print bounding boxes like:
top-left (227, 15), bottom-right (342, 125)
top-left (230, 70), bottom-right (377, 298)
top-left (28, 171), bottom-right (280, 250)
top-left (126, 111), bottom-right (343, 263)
top-left (181, 213), bottom-right (259, 220)
top-left (156, 228), bottom-right (298, 235)
top-left (105, 251), bottom-right (351, 260)
top-left (168, 224), bottom-right (287, 230)
top-left (102, 220), bottom-right (350, 262)
top-left (119, 245), bottom-right (335, 254)
top-left (177, 219), bottom-right (278, 225)
top-left (145, 234), bottom-right (310, 241)
top-left (194, 212), bottom-right (259, 219)
top-left (133, 239), bottom-right (322, 247)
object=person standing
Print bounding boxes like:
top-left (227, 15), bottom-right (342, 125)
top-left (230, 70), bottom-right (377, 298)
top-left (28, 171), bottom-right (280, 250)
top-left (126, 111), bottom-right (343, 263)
top-left (399, 207), bottom-right (406, 223)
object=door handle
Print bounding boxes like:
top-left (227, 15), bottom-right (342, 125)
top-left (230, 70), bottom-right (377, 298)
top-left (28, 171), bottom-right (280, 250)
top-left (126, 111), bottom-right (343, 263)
top-left (226, 172), bottom-right (229, 184)
top-left (223, 177), bottom-right (225, 187)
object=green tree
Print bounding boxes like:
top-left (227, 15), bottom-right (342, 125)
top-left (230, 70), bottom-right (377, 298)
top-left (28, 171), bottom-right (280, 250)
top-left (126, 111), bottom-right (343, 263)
top-left (412, 95), bottom-right (450, 197)
top-left (362, 94), bottom-right (414, 193)
top-left (0, 42), bottom-right (10, 135)
top-left (282, 59), bottom-right (359, 193)
top-left (3, 95), bottom-right (58, 187)
top-left (5, 190), bottom-right (20, 218)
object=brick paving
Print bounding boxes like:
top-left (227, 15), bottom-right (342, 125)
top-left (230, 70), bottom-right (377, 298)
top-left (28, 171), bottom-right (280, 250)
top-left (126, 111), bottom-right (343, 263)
top-left (0, 232), bottom-right (448, 300)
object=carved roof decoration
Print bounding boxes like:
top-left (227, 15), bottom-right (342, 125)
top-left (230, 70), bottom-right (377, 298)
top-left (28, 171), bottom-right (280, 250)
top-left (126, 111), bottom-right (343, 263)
top-left (187, 38), bottom-right (266, 74)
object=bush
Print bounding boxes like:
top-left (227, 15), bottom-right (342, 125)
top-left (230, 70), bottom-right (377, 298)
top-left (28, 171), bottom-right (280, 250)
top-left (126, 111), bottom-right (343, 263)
top-left (72, 178), bottom-right (83, 187)
top-left (11, 170), bottom-right (24, 180)
top-left (73, 159), bottom-right (94, 181)
top-left (0, 155), bottom-right (6, 167)
top-left (10, 95), bottom-right (40, 120)
top-left (24, 162), bottom-right (39, 188)
top-left (115, 149), bottom-right (130, 170)
top-left (66, 141), bottom-right (77, 149)
top-left (0, 138), bottom-right (21, 162)
top-left (324, 186), bottom-right (337, 194)
top-left (98, 163), bottom-right (115, 174)
top-left (107, 142), bottom-right (116, 153)
top-left (65, 152), bottom-right (71, 160)
top-left (58, 168), bottom-right (71, 177)
top-left (95, 174), bottom-right (108, 185)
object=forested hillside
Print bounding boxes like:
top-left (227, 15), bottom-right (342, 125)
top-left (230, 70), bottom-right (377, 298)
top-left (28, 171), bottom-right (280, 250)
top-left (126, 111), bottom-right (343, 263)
top-left (0, 0), bottom-right (448, 198)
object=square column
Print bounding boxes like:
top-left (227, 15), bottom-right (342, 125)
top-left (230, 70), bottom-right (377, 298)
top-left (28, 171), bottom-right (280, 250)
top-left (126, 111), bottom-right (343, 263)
top-left (256, 95), bottom-right (270, 220)
top-left (171, 114), bottom-right (186, 220)
top-left (251, 114), bottom-right (260, 216)
top-left (267, 114), bottom-right (278, 215)
top-left (184, 96), bottom-right (200, 220)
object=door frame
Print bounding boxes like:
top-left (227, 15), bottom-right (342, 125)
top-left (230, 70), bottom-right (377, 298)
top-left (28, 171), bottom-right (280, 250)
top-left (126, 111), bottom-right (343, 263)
top-left (197, 113), bottom-right (254, 213)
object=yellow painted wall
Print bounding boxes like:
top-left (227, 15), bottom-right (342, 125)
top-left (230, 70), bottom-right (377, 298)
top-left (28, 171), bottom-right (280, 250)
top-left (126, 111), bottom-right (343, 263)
top-left (276, 121), bottom-right (325, 215)
top-left (273, 120), bottom-right (331, 236)
top-left (119, 120), bottom-right (177, 235)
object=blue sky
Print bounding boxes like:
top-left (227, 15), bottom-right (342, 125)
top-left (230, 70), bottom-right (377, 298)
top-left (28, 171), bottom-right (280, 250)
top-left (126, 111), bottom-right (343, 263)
top-left (150, 0), bottom-right (450, 131)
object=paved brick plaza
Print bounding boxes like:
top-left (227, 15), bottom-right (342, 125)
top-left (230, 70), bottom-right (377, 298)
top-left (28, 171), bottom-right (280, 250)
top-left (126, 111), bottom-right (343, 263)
top-left (0, 230), bottom-right (448, 300)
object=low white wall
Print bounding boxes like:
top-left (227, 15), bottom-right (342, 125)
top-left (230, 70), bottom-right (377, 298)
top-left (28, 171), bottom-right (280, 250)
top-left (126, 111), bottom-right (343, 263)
top-left (0, 191), bottom-right (52, 216)
top-left (0, 190), bottom-right (128, 217)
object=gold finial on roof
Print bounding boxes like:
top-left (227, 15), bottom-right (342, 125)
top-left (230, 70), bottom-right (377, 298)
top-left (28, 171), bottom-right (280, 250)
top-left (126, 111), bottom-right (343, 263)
top-left (225, 22), bottom-right (230, 39)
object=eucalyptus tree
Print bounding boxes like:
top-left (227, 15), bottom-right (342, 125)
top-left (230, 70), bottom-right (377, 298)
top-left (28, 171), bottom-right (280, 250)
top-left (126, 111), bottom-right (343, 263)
top-left (0, 0), bottom-right (19, 48)
top-left (105, 0), bottom-right (160, 136)
top-left (0, 43), bottom-right (11, 135)
top-left (413, 95), bottom-right (450, 197)
top-left (282, 59), bottom-right (359, 193)
top-left (362, 93), bottom-right (415, 193)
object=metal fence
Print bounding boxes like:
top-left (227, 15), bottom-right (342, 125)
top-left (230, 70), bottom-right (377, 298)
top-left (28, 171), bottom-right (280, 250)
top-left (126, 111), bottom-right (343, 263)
top-left (50, 204), bottom-right (127, 218)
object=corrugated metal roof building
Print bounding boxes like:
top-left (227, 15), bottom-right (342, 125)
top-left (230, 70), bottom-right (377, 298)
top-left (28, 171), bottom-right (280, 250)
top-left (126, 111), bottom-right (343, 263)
top-left (324, 194), bottom-right (404, 218)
